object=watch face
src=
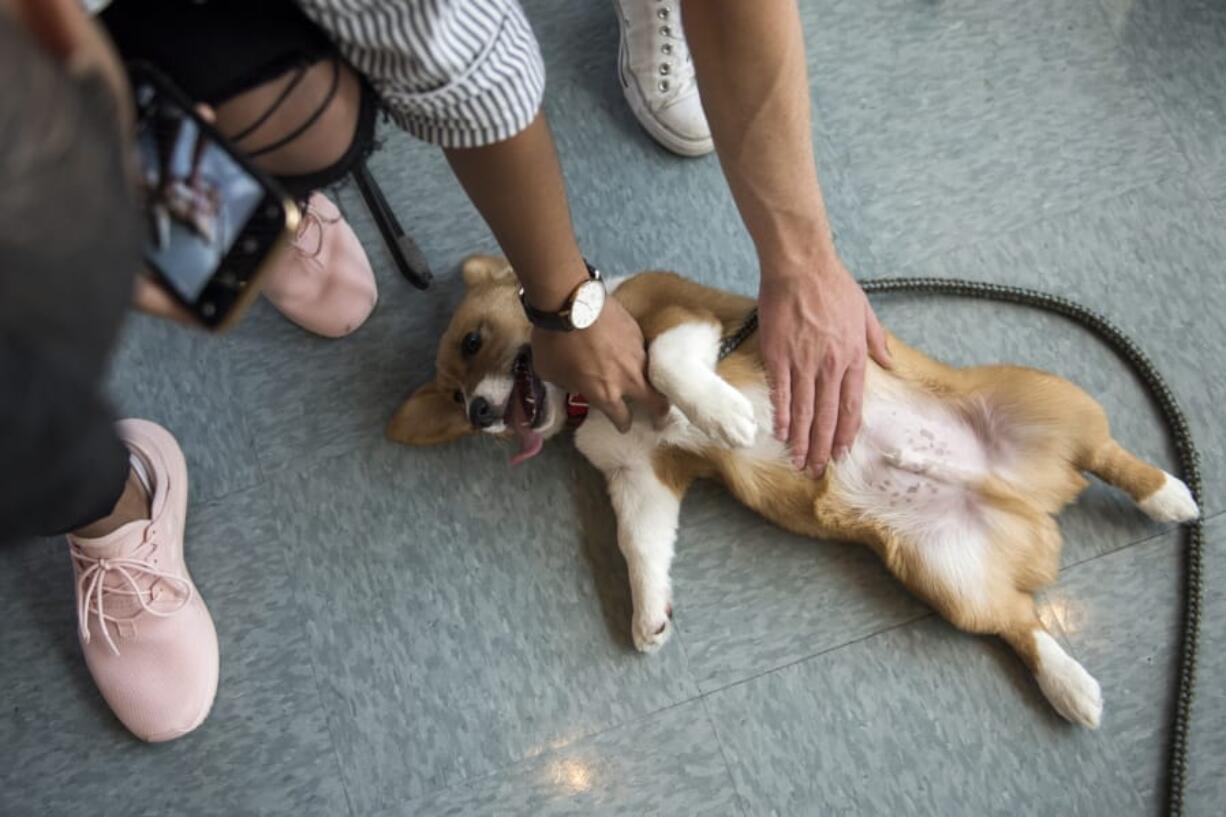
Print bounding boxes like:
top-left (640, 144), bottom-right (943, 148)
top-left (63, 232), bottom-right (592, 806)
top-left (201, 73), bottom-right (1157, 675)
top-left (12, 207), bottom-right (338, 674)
top-left (570, 280), bottom-right (606, 329)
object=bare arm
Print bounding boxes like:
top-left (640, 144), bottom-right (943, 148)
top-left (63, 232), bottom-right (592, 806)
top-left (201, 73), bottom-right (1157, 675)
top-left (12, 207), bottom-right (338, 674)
top-left (444, 114), bottom-right (666, 430)
top-left (683, 0), bottom-right (890, 475)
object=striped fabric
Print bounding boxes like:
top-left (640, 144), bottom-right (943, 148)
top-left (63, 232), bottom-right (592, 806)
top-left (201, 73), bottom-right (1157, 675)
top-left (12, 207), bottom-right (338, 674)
top-left (296, 0), bottom-right (546, 148)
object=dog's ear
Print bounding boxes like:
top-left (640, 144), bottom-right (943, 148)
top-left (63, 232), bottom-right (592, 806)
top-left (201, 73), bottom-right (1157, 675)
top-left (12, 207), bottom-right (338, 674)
top-left (387, 380), bottom-right (473, 446)
top-left (461, 254), bottom-right (516, 289)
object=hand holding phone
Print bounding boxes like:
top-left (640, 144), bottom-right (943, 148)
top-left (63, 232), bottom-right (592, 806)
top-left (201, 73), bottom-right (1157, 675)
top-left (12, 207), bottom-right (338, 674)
top-left (130, 64), bottom-right (298, 330)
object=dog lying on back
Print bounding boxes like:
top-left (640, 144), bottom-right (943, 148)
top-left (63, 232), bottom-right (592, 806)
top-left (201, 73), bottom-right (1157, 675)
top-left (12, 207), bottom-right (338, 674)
top-left (389, 255), bottom-right (1199, 728)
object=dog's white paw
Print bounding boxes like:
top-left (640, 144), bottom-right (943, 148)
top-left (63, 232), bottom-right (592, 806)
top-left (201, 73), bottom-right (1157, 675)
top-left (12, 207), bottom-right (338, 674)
top-left (632, 613), bottom-right (672, 653)
top-left (688, 385), bottom-right (757, 448)
top-left (637, 596), bottom-right (676, 652)
top-left (1139, 473), bottom-right (1200, 523)
top-left (1035, 632), bottom-right (1103, 729)
top-left (657, 405), bottom-right (690, 432)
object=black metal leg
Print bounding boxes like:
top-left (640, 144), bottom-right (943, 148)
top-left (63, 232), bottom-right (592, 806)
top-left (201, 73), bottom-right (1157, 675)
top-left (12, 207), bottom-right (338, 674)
top-left (352, 159), bottom-right (432, 290)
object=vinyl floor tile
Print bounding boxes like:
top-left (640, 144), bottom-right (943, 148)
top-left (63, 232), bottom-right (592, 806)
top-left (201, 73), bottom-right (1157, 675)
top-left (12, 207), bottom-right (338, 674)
top-left (0, 487), bottom-right (347, 817)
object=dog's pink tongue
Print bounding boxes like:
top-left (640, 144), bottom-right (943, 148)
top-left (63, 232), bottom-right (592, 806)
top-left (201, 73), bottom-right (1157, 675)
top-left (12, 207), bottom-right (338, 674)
top-left (510, 430), bottom-right (543, 466)
top-left (507, 386), bottom-right (544, 467)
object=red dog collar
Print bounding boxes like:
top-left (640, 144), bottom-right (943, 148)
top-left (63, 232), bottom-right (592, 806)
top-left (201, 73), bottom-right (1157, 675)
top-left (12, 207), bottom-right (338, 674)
top-left (565, 393), bottom-right (589, 427)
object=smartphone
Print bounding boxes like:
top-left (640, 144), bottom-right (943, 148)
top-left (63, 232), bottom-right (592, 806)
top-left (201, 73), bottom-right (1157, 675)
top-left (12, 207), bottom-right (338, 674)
top-left (129, 63), bottom-right (299, 330)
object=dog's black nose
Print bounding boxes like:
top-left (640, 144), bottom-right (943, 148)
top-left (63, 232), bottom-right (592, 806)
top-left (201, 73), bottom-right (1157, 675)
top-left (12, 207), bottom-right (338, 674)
top-left (469, 396), bottom-right (497, 428)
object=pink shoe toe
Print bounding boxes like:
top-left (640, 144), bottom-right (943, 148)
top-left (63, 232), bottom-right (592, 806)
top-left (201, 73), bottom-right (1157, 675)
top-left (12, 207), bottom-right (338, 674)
top-left (262, 192), bottom-right (378, 338)
top-left (68, 420), bottom-right (219, 742)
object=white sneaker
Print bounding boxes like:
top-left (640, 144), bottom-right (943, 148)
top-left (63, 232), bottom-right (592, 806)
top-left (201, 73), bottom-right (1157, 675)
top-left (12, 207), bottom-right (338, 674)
top-left (614, 0), bottom-right (713, 157)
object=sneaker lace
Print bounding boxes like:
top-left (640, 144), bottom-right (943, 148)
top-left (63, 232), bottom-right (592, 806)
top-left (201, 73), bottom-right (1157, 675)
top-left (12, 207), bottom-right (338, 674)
top-left (72, 540), bottom-right (193, 657)
top-left (294, 200), bottom-right (342, 260)
top-left (647, 0), bottom-right (697, 107)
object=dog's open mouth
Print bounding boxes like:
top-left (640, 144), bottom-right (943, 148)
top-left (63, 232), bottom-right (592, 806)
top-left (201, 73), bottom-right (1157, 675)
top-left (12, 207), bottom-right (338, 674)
top-left (506, 347), bottom-right (547, 466)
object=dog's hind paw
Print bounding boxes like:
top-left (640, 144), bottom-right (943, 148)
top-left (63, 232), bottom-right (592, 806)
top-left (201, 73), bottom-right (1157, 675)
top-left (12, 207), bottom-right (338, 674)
top-left (1139, 473), bottom-right (1200, 523)
top-left (1035, 632), bottom-right (1103, 729)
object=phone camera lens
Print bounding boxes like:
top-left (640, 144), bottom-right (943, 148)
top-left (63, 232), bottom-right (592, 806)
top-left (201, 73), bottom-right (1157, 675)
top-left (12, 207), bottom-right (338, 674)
top-left (201, 302), bottom-right (217, 318)
top-left (242, 237), bottom-right (259, 254)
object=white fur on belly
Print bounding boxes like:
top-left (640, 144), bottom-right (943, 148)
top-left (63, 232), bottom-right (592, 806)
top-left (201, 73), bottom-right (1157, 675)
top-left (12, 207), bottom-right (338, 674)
top-left (833, 375), bottom-right (993, 606)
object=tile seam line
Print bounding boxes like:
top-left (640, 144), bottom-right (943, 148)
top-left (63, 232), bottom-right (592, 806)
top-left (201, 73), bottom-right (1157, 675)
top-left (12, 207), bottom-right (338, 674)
top-left (695, 612), bottom-right (935, 698)
top-left (357, 509), bottom-right (1224, 810)
top-left (670, 570), bottom-right (746, 817)
top-left (266, 494), bottom-right (362, 817)
top-left (174, 502), bottom-right (1219, 814)
top-left (685, 508), bottom-right (1223, 697)
top-left (696, 693), bottom-right (751, 817)
top-left (1089, 0), bottom-right (1214, 185)
top-left (372, 695), bottom-right (704, 814)
top-left (1063, 509), bottom-right (1225, 572)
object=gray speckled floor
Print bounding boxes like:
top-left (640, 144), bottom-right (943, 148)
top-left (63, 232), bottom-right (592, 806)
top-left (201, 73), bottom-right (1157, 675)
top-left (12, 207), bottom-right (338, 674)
top-left (2, 1), bottom-right (1224, 815)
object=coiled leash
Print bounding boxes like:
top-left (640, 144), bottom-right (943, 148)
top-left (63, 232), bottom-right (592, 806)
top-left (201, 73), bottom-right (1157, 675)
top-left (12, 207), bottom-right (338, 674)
top-left (720, 278), bottom-right (1203, 816)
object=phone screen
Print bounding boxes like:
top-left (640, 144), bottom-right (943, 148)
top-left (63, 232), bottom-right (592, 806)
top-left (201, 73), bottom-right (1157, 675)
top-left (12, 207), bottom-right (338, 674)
top-left (133, 79), bottom-right (268, 306)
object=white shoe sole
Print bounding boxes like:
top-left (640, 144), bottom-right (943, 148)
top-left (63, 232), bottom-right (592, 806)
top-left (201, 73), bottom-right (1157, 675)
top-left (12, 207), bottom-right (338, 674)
top-left (617, 30), bottom-right (714, 158)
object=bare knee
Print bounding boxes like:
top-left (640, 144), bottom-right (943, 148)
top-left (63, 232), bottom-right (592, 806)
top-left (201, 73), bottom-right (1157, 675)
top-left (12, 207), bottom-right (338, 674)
top-left (213, 59), bottom-right (362, 177)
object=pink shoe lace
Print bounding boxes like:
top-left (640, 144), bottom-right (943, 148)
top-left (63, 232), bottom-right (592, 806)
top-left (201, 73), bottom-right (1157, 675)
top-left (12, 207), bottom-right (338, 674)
top-left (72, 536), bottom-right (193, 656)
top-left (293, 201), bottom-right (342, 259)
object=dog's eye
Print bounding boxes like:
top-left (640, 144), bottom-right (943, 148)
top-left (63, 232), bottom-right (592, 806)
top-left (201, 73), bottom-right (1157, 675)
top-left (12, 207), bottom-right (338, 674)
top-left (452, 389), bottom-right (464, 404)
top-left (461, 331), bottom-right (482, 358)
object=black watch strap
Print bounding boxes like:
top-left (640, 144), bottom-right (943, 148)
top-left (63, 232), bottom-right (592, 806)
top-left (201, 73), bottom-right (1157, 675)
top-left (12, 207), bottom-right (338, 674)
top-left (519, 262), bottom-right (600, 331)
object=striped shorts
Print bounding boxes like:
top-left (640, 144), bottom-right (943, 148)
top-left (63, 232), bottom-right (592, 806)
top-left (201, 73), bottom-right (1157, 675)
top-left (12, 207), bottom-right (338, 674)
top-left (297, 0), bottom-right (547, 148)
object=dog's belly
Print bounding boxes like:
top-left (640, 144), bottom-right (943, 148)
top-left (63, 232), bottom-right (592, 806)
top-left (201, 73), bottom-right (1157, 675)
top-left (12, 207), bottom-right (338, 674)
top-left (851, 383), bottom-right (990, 498)
top-left (831, 376), bottom-right (1001, 602)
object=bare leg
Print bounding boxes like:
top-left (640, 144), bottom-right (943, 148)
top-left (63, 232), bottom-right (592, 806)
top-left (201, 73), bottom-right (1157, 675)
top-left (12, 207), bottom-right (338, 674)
top-left (443, 115), bottom-right (588, 312)
top-left (212, 58), bottom-right (363, 178)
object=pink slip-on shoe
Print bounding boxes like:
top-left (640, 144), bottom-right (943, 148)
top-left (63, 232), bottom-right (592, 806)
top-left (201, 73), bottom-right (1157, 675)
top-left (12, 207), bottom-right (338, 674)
top-left (261, 191), bottom-right (378, 338)
top-left (67, 420), bottom-right (219, 742)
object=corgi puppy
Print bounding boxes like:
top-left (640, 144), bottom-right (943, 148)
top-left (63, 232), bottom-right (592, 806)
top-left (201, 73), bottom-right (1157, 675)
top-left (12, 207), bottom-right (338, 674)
top-left (389, 255), bottom-right (1200, 728)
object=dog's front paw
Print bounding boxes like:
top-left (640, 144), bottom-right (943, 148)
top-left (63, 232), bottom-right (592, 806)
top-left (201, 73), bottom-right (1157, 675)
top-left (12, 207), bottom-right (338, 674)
top-left (632, 610), bottom-right (673, 653)
top-left (690, 386), bottom-right (757, 448)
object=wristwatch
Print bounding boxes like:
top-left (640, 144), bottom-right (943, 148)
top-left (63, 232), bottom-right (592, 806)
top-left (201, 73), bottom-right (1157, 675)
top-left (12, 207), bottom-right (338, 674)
top-left (519, 262), bottom-right (606, 331)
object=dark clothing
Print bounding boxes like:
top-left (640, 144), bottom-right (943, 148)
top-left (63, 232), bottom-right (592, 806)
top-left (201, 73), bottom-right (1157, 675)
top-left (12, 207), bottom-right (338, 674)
top-left (0, 19), bottom-right (140, 544)
top-left (4, 0), bottom-right (541, 541)
top-left (0, 340), bottom-right (131, 539)
top-left (3, 2), bottom-right (370, 545)
top-left (103, 0), bottom-right (548, 150)
top-left (101, 0), bottom-right (336, 107)
top-left (101, 0), bottom-right (378, 200)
